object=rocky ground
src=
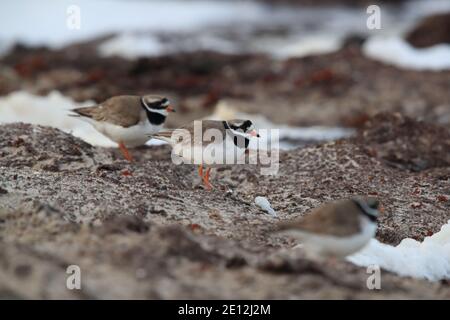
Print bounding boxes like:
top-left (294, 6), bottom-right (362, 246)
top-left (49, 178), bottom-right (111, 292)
top-left (0, 112), bottom-right (449, 299)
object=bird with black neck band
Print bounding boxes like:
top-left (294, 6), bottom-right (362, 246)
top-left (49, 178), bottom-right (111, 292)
top-left (70, 95), bottom-right (175, 162)
top-left (152, 119), bottom-right (260, 190)
top-left (274, 197), bottom-right (380, 260)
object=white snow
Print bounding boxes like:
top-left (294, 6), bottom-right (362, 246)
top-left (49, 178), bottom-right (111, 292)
top-left (0, 91), bottom-right (115, 147)
top-left (98, 33), bottom-right (165, 59)
top-left (272, 35), bottom-right (343, 59)
top-left (98, 32), bottom-right (239, 59)
top-left (255, 196), bottom-right (277, 217)
top-left (363, 36), bottom-right (450, 71)
top-left (348, 220), bottom-right (450, 281)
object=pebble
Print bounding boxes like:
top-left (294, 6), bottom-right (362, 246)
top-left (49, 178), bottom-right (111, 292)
top-left (255, 196), bottom-right (277, 217)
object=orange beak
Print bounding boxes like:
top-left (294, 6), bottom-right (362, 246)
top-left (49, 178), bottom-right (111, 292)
top-left (166, 105), bottom-right (176, 113)
top-left (250, 130), bottom-right (260, 138)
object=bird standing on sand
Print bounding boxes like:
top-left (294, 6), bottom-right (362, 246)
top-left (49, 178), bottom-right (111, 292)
top-left (70, 95), bottom-right (175, 162)
top-left (274, 197), bottom-right (380, 259)
top-left (152, 119), bottom-right (260, 190)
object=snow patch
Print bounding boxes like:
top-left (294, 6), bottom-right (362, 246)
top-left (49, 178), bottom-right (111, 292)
top-left (348, 220), bottom-right (450, 281)
top-left (98, 33), bottom-right (165, 59)
top-left (363, 36), bottom-right (450, 71)
top-left (272, 35), bottom-right (343, 59)
top-left (98, 32), bottom-right (239, 58)
top-left (0, 91), bottom-right (115, 147)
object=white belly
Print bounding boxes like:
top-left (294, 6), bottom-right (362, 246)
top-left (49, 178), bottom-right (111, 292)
top-left (291, 218), bottom-right (377, 259)
top-left (93, 120), bottom-right (162, 147)
top-left (173, 142), bottom-right (247, 167)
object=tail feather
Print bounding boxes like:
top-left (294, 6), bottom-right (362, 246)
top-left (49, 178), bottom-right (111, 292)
top-left (272, 219), bottom-right (300, 234)
top-left (153, 130), bottom-right (174, 138)
top-left (69, 106), bottom-right (97, 119)
top-left (151, 128), bottom-right (192, 146)
top-left (150, 130), bottom-right (175, 144)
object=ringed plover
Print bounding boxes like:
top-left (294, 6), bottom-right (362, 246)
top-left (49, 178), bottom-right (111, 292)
top-left (275, 197), bottom-right (380, 259)
top-left (152, 119), bottom-right (259, 190)
top-left (71, 95), bottom-right (175, 161)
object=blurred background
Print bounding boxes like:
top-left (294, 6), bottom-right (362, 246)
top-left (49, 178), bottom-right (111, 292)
top-left (0, 0), bottom-right (449, 148)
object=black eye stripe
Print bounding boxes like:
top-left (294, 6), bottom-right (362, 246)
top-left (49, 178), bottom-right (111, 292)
top-left (148, 101), bottom-right (166, 109)
top-left (224, 121), bottom-right (253, 132)
top-left (241, 120), bottom-right (252, 132)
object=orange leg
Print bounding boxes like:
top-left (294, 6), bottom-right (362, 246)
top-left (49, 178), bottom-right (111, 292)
top-left (198, 165), bottom-right (203, 178)
top-left (202, 168), bottom-right (212, 190)
top-left (118, 141), bottom-right (133, 162)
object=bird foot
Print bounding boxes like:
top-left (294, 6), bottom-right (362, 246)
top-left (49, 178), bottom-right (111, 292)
top-left (118, 141), bottom-right (133, 162)
top-left (197, 166), bottom-right (213, 190)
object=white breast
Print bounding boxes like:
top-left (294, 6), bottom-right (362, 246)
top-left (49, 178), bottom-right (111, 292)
top-left (172, 134), bottom-right (247, 167)
top-left (93, 119), bottom-right (162, 147)
top-left (291, 216), bottom-right (377, 259)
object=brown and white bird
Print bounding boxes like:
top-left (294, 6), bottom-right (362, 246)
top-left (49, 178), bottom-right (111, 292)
top-left (70, 95), bottom-right (175, 161)
top-left (275, 197), bottom-right (380, 259)
top-left (152, 119), bottom-right (260, 190)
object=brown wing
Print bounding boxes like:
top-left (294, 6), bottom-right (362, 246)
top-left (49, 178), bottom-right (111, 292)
top-left (178, 120), bottom-right (225, 133)
top-left (72, 95), bottom-right (142, 127)
top-left (277, 200), bottom-right (361, 237)
top-left (154, 120), bottom-right (226, 147)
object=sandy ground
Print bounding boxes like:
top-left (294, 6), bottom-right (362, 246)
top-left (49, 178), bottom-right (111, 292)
top-left (0, 112), bottom-right (449, 299)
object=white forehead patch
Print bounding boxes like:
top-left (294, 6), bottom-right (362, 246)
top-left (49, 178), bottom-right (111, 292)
top-left (148, 108), bottom-right (168, 115)
top-left (229, 121), bottom-right (244, 128)
top-left (228, 128), bottom-right (253, 141)
top-left (142, 97), bottom-right (170, 111)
